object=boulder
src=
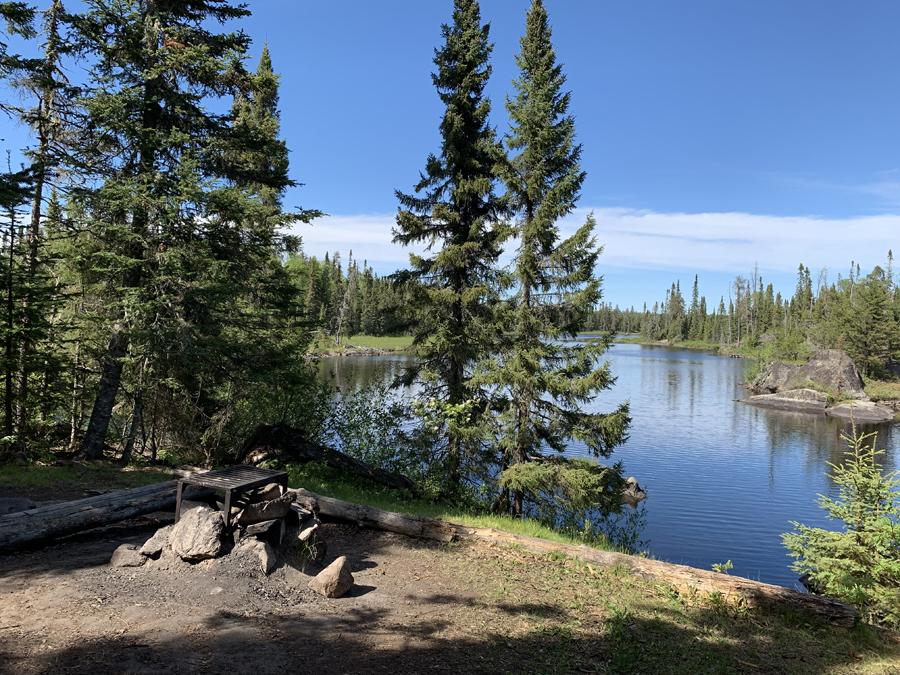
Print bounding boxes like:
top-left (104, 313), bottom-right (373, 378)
top-left (240, 539), bottom-right (278, 575)
top-left (826, 401), bottom-right (896, 423)
top-left (621, 477), bottom-right (646, 509)
top-left (139, 524), bottom-right (173, 558)
top-left (743, 388), bottom-right (827, 414)
top-left (110, 544), bottom-right (146, 567)
top-left (170, 505), bottom-right (224, 562)
top-left (237, 492), bottom-right (295, 526)
top-left (0, 497), bottom-right (36, 515)
top-left (308, 555), bottom-right (354, 598)
top-left (751, 350), bottom-right (865, 399)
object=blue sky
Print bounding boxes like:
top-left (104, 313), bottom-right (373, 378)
top-left (6, 1), bottom-right (900, 309)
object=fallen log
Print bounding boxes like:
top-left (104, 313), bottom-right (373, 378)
top-left (0, 480), bottom-right (212, 552)
top-left (292, 489), bottom-right (456, 542)
top-left (237, 423), bottom-right (420, 494)
top-left (300, 489), bottom-right (859, 629)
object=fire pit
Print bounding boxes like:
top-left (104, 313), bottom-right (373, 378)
top-left (175, 465), bottom-right (289, 528)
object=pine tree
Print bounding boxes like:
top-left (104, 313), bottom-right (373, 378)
top-left (393, 0), bottom-right (508, 495)
top-left (475, 0), bottom-right (629, 518)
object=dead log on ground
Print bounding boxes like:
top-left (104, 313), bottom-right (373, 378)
top-left (238, 423), bottom-right (420, 494)
top-left (301, 489), bottom-right (858, 629)
top-left (0, 480), bottom-right (212, 552)
top-left (292, 489), bottom-right (456, 542)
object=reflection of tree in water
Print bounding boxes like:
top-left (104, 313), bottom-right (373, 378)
top-left (761, 408), bottom-right (897, 490)
top-left (316, 355), bottom-right (419, 394)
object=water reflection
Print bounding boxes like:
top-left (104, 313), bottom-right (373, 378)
top-left (317, 343), bottom-right (898, 588)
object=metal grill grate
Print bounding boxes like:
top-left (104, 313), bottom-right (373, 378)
top-left (182, 465), bottom-right (287, 490)
top-left (175, 465), bottom-right (289, 527)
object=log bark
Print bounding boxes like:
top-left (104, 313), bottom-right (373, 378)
top-left (301, 489), bottom-right (859, 629)
top-left (293, 489), bottom-right (456, 542)
top-left (0, 480), bottom-right (211, 552)
top-left (238, 423), bottom-right (420, 494)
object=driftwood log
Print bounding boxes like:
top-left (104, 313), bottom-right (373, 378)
top-left (237, 423), bottom-right (420, 494)
top-left (0, 480), bottom-right (212, 552)
top-left (301, 489), bottom-right (859, 629)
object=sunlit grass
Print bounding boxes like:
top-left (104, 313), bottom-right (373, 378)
top-left (285, 461), bottom-right (621, 552)
top-left (865, 379), bottom-right (900, 401)
top-left (0, 463), bottom-right (173, 489)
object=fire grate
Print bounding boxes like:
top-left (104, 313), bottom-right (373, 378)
top-left (175, 465), bottom-right (289, 528)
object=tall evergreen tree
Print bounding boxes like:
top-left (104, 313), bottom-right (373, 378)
top-left (476, 0), bottom-right (629, 517)
top-left (393, 0), bottom-right (507, 495)
top-left (70, 1), bottom-right (310, 460)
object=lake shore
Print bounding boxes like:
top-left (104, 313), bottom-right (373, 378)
top-left (2, 466), bottom-right (898, 673)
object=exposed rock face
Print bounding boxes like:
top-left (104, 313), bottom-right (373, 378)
top-left (110, 544), bottom-right (146, 567)
top-left (743, 388), bottom-right (827, 414)
top-left (308, 555), bottom-right (354, 598)
top-left (170, 505), bottom-right (224, 562)
top-left (140, 525), bottom-right (173, 558)
top-left (751, 350), bottom-right (865, 399)
top-left (0, 498), bottom-right (36, 515)
top-left (826, 401), bottom-right (896, 423)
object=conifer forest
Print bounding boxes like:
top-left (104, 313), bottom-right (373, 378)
top-left (0, 0), bottom-right (898, 537)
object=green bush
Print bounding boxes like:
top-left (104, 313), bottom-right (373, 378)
top-left (782, 424), bottom-right (900, 628)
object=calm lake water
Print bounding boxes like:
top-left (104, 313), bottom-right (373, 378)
top-left (317, 343), bottom-right (899, 588)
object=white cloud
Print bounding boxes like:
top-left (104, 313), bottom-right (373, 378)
top-left (293, 208), bottom-right (900, 276)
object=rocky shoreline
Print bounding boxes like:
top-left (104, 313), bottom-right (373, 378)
top-left (741, 349), bottom-right (897, 423)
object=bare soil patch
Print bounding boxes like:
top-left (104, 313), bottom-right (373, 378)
top-left (1, 516), bottom-right (898, 674)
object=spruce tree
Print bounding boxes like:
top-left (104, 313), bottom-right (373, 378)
top-left (393, 0), bottom-right (507, 495)
top-left (69, 1), bottom-right (310, 460)
top-left (475, 0), bottom-right (629, 517)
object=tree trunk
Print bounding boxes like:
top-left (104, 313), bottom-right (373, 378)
top-left (81, 327), bottom-right (128, 459)
top-left (118, 388), bottom-right (143, 465)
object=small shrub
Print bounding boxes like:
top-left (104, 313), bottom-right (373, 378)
top-left (782, 423), bottom-right (900, 628)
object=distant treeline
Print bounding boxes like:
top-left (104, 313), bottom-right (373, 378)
top-left (285, 252), bottom-right (404, 340)
top-left (308, 253), bottom-right (900, 380)
top-left (587, 258), bottom-right (900, 378)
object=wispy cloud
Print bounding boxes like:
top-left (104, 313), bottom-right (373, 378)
top-left (768, 169), bottom-right (900, 207)
top-left (293, 207), bottom-right (900, 276)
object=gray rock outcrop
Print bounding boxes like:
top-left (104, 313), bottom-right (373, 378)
top-left (751, 350), bottom-right (865, 399)
top-left (826, 401), bottom-right (895, 423)
top-left (308, 555), bottom-right (354, 598)
top-left (170, 505), bottom-right (224, 561)
top-left (743, 388), bottom-right (827, 414)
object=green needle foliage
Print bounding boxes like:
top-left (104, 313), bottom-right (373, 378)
top-left (475, 0), bottom-right (630, 518)
top-left (783, 422), bottom-right (900, 628)
top-left (393, 0), bottom-right (508, 497)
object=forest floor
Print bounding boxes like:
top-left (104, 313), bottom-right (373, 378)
top-left (2, 483), bottom-right (899, 674)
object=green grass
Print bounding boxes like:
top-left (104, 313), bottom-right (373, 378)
top-left (865, 379), bottom-right (900, 401)
top-left (307, 333), bottom-right (415, 354)
top-left (345, 334), bottom-right (414, 350)
top-left (285, 461), bottom-right (621, 552)
top-left (0, 463), bottom-right (173, 490)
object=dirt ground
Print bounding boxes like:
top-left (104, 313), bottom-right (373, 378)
top-left (2, 506), bottom-right (899, 675)
top-left (0, 513), bottom-right (509, 675)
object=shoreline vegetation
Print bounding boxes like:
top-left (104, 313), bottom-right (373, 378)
top-left (3, 463), bottom-right (900, 672)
